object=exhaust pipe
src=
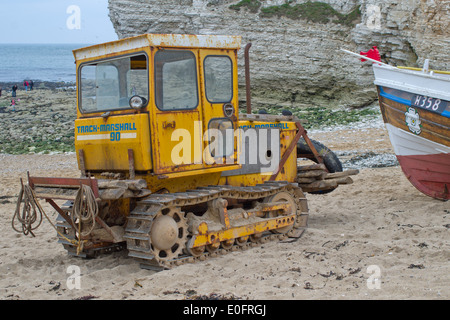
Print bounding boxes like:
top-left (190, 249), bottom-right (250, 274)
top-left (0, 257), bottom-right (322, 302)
top-left (244, 43), bottom-right (252, 114)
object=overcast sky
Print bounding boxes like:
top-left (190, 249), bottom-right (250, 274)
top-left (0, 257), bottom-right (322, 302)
top-left (0, 0), bottom-right (118, 44)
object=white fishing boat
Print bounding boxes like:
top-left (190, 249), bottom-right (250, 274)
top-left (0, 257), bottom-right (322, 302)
top-left (343, 48), bottom-right (450, 200)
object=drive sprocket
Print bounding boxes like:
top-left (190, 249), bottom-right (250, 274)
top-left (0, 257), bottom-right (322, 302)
top-left (150, 207), bottom-right (187, 261)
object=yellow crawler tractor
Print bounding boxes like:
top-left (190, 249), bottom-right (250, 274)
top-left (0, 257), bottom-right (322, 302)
top-left (13, 34), bottom-right (357, 270)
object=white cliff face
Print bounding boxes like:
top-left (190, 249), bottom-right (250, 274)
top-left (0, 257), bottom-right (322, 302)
top-left (108, 0), bottom-right (449, 109)
top-left (353, 0), bottom-right (449, 68)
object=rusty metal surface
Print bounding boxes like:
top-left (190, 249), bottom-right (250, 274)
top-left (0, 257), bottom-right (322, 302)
top-left (191, 214), bottom-right (296, 248)
top-left (124, 181), bottom-right (308, 269)
top-left (210, 198), bottom-right (230, 229)
top-left (28, 176), bottom-right (100, 199)
top-left (269, 121), bottom-right (305, 181)
top-left (78, 149), bottom-right (86, 177)
top-left (73, 34), bottom-right (242, 61)
top-left (146, 34), bottom-right (242, 49)
top-left (128, 149), bottom-right (135, 180)
top-left (244, 43), bottom-right (252, 114)
top-left (46, 199), bottom-right (77, 231)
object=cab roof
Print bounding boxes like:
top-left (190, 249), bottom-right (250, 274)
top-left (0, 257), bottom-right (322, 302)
top-left (73, 33), bottom-right (242, 61)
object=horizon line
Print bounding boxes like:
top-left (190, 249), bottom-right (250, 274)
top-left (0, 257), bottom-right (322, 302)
top-left (0, 42), bottom-right (102, 45)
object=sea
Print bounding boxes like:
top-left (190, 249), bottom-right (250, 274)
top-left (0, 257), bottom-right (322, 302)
top-left (0, 43), bottom-right (90, 83)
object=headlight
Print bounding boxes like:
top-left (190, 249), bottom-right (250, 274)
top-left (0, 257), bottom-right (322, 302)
top-left (129, 95), bottom-right (147, 109)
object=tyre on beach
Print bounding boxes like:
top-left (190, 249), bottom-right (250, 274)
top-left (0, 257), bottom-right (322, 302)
top-left (297, 138), bottom-right (343, 194)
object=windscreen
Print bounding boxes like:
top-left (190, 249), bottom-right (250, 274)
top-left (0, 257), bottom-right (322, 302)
top-left (79, 54), bottom-right (148, 113)
top-left (154, 50), bottom-right (198, 110)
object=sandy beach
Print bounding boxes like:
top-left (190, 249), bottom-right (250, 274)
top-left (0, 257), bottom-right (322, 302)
top-left (1, 139), bottom-right (448, 300)
top-left (0, 89), bottom-right (449, 301)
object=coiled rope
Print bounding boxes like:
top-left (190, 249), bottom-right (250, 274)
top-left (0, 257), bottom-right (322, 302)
top-left (72, 184), bottom-right (98, 238)
top-left (12, 181), bottom-right (98, 255)
top-left (12, 182), bottom-right (42, 237)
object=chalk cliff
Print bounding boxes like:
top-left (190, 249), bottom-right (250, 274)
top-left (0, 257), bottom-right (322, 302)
top-left (108, 0), bottom-right (449, 109)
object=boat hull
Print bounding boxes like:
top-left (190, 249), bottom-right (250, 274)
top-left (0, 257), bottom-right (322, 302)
top-left (375, 81), bottom-right (450, 200)
top-left (397, 153), bottom-right (450, 200)
top-left (384, 122), bottom-right (450, 200)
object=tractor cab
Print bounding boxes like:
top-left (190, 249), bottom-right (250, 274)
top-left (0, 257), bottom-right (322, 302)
top-left (73, 34), bottom-right (302, 193)
top-left (74, 34), bottom-right (242, 182)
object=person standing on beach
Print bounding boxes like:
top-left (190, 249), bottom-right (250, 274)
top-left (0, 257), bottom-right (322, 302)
top-left (0, 86), bottom-right (2, 97)
top-left (12, 84), bottom-right (17, 97)
top-left (30, 80), bottom-right (34, 90)
top-left (24, 80), bottom-right (29, 92)
top-left (10, 99), bottom-right (16, 111)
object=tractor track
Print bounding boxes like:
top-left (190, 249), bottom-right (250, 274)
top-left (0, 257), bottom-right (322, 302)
top-left (125, 181), bottom-right (308, 270)
top-left (56, 181), bottom-right (308, 270)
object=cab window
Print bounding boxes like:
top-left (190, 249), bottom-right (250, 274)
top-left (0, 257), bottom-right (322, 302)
top-left (79, 53), bottom-right (148, 113)
top-left (208, 118), bottom-right (234, 158)
top-left (204, 56), bottom-right (233, 103)
top-left (155, 50), bottom-right (198, 110)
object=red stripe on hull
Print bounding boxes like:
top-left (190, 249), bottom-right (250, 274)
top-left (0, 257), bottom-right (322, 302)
top-left (396, 153), bottom-right (450, 200)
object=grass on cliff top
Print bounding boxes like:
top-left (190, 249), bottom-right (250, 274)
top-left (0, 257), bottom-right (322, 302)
top-left (230, 0), bottom-right (361, 26)
top-left (261, 1), bottom-right (361, 26)
top-left (229, 0), bottom-right (262, 13)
